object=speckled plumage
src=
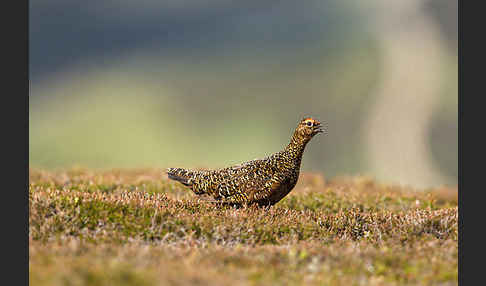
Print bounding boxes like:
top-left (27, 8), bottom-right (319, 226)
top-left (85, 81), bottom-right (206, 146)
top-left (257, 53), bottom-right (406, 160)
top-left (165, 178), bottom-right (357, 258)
top-left (167, 117), bottom-right (325, 206)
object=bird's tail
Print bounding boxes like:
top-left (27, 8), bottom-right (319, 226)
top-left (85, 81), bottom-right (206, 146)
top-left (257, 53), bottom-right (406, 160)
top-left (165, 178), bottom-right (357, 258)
top-left (166, 167), bottom-right (196, 187)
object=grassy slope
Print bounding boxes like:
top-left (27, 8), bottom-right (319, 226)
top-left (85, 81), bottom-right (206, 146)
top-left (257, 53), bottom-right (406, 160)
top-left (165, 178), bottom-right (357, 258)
top-left (29, 168), bottom-right (457, 286)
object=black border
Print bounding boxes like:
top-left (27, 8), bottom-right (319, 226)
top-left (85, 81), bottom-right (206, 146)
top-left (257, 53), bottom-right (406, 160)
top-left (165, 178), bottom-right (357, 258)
top-left (6, 0), bottom-right (29, 284)
top-left (457, 0), bottom-right (462, 282)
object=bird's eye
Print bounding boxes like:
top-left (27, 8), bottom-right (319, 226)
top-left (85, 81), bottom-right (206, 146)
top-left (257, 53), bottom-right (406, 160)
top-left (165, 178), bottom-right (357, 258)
top-left (306, 121), bottom-right (313, 127)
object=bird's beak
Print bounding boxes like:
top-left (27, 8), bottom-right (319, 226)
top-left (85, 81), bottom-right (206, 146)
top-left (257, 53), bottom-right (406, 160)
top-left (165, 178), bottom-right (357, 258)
top-left (313, 121), bottom-right (324, 134)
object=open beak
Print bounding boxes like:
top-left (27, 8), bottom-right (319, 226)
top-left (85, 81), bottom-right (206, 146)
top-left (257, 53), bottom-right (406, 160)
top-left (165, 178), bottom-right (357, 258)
top-left (313, 120), bottom-right (324, 134)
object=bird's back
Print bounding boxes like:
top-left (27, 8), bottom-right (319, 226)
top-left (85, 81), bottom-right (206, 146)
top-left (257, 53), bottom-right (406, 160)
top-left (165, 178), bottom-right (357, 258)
top-left (167, 151), bottom-right (291, 204)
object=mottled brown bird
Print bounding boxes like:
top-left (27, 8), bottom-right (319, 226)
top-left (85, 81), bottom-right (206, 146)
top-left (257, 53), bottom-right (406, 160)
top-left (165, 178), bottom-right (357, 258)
top-left (167, 117), bottom-right (325, 206)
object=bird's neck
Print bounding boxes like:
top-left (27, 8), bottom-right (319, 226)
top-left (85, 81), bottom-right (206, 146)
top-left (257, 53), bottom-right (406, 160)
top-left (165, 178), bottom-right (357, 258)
top-left (284, 131), bottom-right (309, 161)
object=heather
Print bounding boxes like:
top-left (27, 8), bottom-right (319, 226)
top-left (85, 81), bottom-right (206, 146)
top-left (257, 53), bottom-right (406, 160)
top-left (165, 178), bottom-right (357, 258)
top-left (29, 168), bottom-right (457, 286)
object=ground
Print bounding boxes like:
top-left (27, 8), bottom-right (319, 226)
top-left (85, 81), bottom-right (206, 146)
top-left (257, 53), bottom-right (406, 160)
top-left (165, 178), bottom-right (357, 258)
top-left (29, 168), bottom-right (458, 286)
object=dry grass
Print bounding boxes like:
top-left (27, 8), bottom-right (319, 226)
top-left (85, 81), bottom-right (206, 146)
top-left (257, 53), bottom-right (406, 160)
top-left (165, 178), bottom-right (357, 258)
top-left (29, 168), bottom-right (458, 286)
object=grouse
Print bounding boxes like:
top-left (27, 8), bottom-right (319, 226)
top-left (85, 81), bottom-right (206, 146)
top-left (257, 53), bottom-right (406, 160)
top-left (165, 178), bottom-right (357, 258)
top-left (167, 117), bottom-right (325, 206)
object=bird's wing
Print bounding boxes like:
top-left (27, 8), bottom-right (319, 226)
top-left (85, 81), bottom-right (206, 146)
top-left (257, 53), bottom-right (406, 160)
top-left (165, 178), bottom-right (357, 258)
top-left (216, 166), bottom-right (287, 204)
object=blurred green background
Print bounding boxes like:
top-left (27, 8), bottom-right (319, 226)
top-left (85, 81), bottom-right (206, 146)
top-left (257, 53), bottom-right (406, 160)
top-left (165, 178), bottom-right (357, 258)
top-left (29, 0), bottom-right (457, 189)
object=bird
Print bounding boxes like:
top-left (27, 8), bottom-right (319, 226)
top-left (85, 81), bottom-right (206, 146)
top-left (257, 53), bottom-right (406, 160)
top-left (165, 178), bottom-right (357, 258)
top-left (166, 117), bottom-right (325, 207)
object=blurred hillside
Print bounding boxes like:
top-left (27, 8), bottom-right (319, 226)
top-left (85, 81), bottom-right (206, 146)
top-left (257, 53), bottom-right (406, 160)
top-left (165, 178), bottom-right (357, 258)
top-left (29, 0), bottom-right (457, 188)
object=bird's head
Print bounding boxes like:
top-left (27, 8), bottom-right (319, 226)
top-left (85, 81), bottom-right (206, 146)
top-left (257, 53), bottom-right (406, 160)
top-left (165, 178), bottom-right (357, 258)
top-left (296, 117), bottom-right (326, 140)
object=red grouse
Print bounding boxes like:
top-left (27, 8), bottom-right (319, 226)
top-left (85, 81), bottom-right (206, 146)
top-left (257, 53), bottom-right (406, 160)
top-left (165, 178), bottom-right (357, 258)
top-left (167, 117), bottom-right (325, 206)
